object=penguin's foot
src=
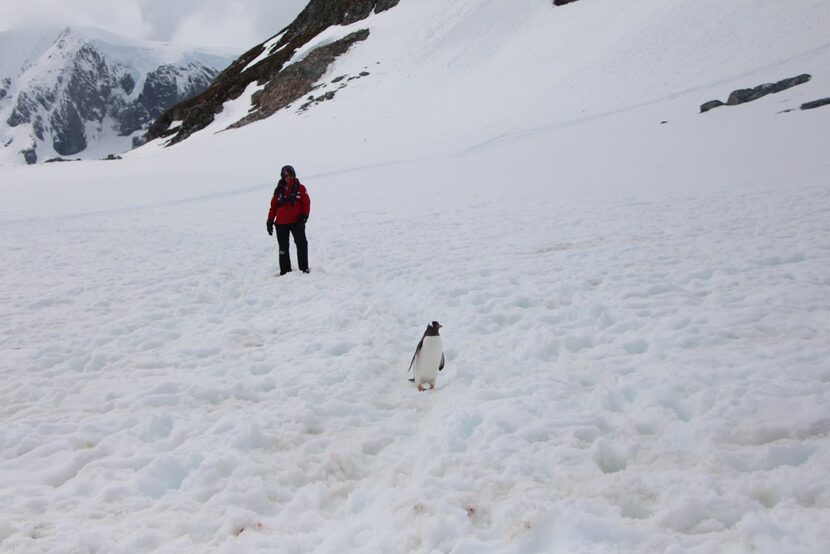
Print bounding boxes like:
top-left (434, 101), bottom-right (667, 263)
top-left (418, 384), bottom-right (426, 392)
top-left (429, 383), bottom-right (435, 390)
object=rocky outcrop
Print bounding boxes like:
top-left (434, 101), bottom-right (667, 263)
top-left (20, 147), bottom-right (37, 164)
top-left (67, 44), bottom-right (111, 124)
top-left (8, 89), bottom-right (56, 128)
top-left (231, 30), bottom-right (369, 128)
top-left (146, 0), bottom-right (400, 146)
top-left (50, 102), bottom-right (87, 155)
top-left (801, 97), bottom-right (830, 110)
top-left (0, 77), bottom-right (10, 101)
top-left (118, 63), bottom-right (220, 137)
top-left (699, 100), bottom-right (724, 113)
top-left (297, 70), bottom-right (371, 112)
top-left (44, 156), bottom-right (81, 163)
top-left (553, 0), bottom-right (580, 5)
top-left (700, 74), bottom-right (812, 113)
top-left (283, 0), bottom-right (399, 43)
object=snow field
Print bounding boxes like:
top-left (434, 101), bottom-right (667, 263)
top-left (2, 139), bottom-right (829, 551)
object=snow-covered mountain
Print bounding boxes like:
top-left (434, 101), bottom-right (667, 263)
top-left (0, 26), bottom-right (233, 165)
top-left (145, 0), bottom-right (400, 146)
top-left (2, 1), bottom-right (830, 553)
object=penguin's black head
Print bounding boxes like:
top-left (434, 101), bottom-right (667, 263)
top-left (426, 321), bottom-right (442, 336)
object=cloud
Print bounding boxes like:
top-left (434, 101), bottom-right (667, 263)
top-left (0, 0), bottom-right (309, 51)
top-left (167, 0), bottom-right (310, 49)
top-left (169, 2), bottom-right (261, 50)
top-left (0, 0), bottom-right (151, 37)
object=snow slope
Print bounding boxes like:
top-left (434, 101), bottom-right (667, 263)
top-left (1, 0), bottom-right (829, 552)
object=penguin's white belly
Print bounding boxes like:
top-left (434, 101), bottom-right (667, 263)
top-left (413, 336), bottom-right (443, 385)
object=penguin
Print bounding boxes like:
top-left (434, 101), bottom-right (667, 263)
top-left (407, 321), bottom-right (445, 391)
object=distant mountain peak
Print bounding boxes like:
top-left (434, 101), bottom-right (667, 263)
top-left (0, 27), bottom-right (233, 165)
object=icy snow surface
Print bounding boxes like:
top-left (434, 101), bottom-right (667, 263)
top-left (1, 0), bottom-right (830, 552)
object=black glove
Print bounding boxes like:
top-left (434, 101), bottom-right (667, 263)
top-left (299, 214), bottom-right (308, 224)
top-left (266, 220), bottom-right (274, 236)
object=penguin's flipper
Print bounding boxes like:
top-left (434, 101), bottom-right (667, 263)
top-left (407, 338), bottom-right (424, 375)
top-left (439, 353), bottom-right (445, 371)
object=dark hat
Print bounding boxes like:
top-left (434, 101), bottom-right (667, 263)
top-left (280, 165), bottom-right (296, 178)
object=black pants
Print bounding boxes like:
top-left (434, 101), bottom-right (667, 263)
top-left (275, 222), bottom-right (308, 274)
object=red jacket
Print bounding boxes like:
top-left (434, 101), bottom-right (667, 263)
top-left (268, 179), bottom-right (310, 225)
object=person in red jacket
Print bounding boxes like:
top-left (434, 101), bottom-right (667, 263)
top-left (267, 165), bottom-right (311, 275)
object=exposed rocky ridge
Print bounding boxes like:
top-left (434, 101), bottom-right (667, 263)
top-left (119, 63), bottom-right (223, 137)
top-left (0, 27), bottom-right (230, 164)
top-left (230, 30), bottom-right (370, 128)
top-left (700, 74), bottom-right (811, 113)
top-left (146, 0), bottom-right (400, 146)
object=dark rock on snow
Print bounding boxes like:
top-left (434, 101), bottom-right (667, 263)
top-left (700, 73), bottom-right (811, 113)
top-left (44, 156), bottom-right (81, 163)
top-left (699, 100), bottom-right (724, 113)
top-left (21, 147), bottom-right (37, 165)
top-left (726, 74), bottom-right (811, 105)
top-left (0, 77), bottom-right (10, 101)
top-left (801, 97), bottom-right (830, 110)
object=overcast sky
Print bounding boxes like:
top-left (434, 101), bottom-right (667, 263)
top-left (0, 0), bottom-right (310, 52)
